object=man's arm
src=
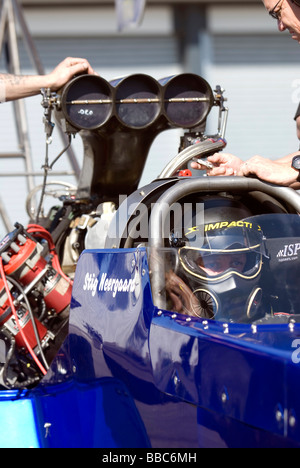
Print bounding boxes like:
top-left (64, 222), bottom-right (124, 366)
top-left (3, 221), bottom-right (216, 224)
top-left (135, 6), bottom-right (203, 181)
top-left (0, 74), bottom-right (50, 102)
top-left (239, 155), bottom-right (300, 188)
top-left (274, 152), bottom-right (300, 164)
top-left (191, 151), bottom-right (300, 188)
top-left (0, 57), bottom-right (96, 102)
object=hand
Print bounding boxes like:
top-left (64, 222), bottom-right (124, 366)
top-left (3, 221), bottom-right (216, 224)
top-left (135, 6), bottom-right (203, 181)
top-left (165, 270), bottom-right (201, 317)
top-left (191, 152), bottom-right (243, 176)
top-left (46, 57), bottom-right (97, 90)
top-left (238, 156), bottom-right (298, 186)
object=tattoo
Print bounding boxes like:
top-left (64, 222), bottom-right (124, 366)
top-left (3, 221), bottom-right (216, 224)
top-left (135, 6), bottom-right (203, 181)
top-left (0, 73), bottom-right (44, 101)
top-left (0, 74), bottom-right (30, 87)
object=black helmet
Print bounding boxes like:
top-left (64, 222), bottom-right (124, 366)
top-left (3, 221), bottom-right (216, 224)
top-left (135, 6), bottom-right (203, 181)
top-left (168, 195), bottom-right (268, 323)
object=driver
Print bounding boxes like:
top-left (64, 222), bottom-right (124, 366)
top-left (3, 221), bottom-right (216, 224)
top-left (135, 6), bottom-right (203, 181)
top-left (197, 251), bottom-right (247, 277)
top-left (165, 197), bottom-right (268, 323)
top-left (166, 250), bottom-right (249, 319)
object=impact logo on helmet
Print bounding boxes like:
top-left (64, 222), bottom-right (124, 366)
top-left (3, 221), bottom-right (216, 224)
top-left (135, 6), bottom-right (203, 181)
top-left (185, 226), bottom-right (202, 236)
top-left (185, 220), bottom-right (260, 238)
top-left (205, 221), bottom-right (257, 232)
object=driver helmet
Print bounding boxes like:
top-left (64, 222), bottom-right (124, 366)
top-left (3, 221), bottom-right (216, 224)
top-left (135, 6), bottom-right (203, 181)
top-left (169, 195), bottom-right (268, 323)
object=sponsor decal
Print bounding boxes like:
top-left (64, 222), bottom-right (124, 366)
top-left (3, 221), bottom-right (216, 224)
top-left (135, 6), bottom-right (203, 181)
top-left (83, 272), bottom-right (136, 298)
top-left (205, 221), bottom-right (254, 232)
top-left (276, 243), bottom-right (300, 263)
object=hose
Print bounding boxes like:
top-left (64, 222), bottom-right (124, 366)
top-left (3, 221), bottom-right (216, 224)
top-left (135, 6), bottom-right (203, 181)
top-left (26, 224), bottom-right (73, 285)
top-left (0, 257), bottom-right (47, 376)
top-left (7, 276), bottom-right (49, 372)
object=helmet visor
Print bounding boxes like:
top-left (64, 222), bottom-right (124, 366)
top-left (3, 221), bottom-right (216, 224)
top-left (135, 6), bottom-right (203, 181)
top-left (179, 222), bottom-right (265, 281)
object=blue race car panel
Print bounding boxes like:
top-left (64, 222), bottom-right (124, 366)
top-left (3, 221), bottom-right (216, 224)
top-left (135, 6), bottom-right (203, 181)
top-left (56, 247), bottom-right (300, 448)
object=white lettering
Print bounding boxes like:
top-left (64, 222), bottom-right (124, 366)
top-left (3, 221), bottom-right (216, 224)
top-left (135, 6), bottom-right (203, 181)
top-left (83, 271), bottom-right (138, 298)
top-left (83, 273), bottom-right (98, 297)
top-left (277, 243), bottom-right (300, 261)
top-left (100, 273), bottom-right (107, 290)
top-left (292, 339), bottom-right (300, 364)
top-left (102, 453), bottom-right (137, 466)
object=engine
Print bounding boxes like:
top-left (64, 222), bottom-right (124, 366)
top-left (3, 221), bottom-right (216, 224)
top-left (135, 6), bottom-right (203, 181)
top-left (0, 223), bottom-right (72, 389)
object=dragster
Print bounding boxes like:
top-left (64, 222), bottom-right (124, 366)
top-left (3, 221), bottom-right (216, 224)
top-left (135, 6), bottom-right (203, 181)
top-left (0, 73), bottom-right (300, 448)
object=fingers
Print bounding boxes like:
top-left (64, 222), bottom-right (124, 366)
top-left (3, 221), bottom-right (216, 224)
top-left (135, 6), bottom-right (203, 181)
top-left (165, 271), bottom-right (202, 317)
top-left (48, 57), bottom-right (98, 90)
top-left (191, 161), bottom-right (210, 171)
top-left (168, 291), bottom-right (184, 313)
top-left (71, 59), bottom-right (97, 76)
top-left (208, 153), bottom-right (228, 165)
top-left (191, 152), bottom-right (244, 177)
top-left (211, 166), bottom-right (234, 176)
top-left (68, 62), bottom-right (94, 77)
top-left (190, 153), bottom-right (224, 170)
top-left (64, 57), bottom-right (97, 76)
top-left (62, 57), bottom-right (95, 73)
top-left (190, 161), bottom-right (234, 176)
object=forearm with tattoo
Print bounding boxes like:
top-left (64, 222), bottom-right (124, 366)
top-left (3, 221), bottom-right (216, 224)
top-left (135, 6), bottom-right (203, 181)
top-left (0, 73), bottom-right (48, 102)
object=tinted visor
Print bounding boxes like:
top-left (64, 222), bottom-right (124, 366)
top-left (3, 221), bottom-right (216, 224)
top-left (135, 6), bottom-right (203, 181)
top-left (179, 223), bottom-right (265, 281)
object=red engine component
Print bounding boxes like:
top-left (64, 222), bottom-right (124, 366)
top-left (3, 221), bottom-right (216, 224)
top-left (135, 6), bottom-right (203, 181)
top-left (0, 223), bottom-right (73, 378)
top-left (0, 278), bottom-right (48, 350)
top-left (2, 229), bottom-right (72, 315)
top-left (178, 169), bottom-right (192, 177)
